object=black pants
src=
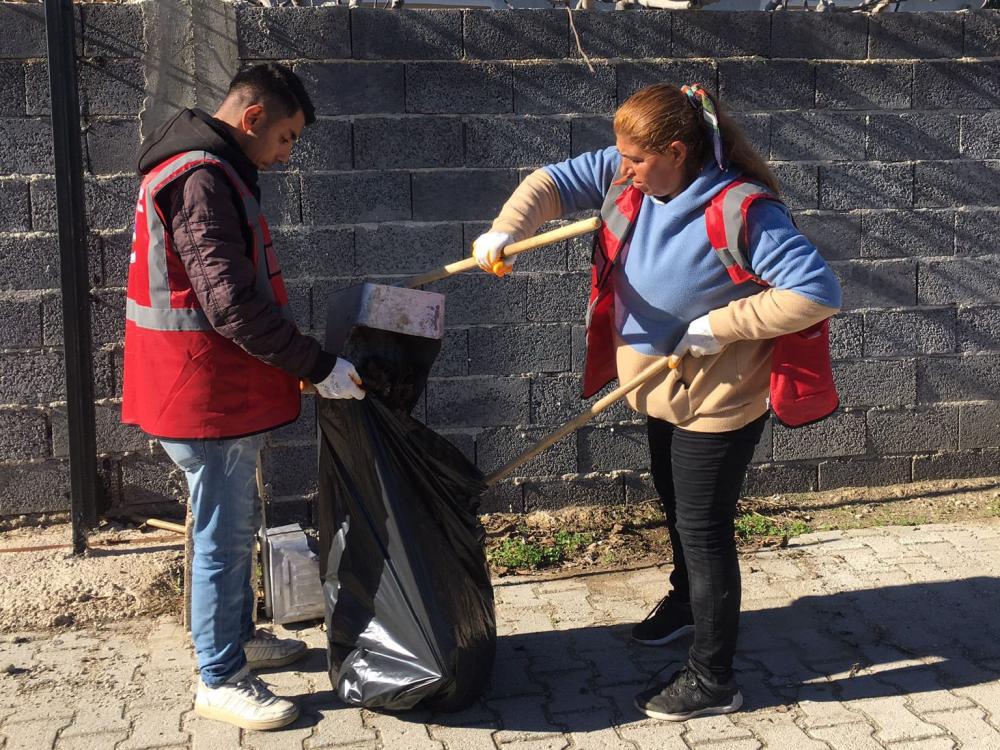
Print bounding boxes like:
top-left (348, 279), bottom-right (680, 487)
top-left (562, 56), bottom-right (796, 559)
top-left (647, 413), bottom-right (768, 685)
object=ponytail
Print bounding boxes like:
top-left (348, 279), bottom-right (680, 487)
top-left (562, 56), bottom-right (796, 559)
top-left (716, 103), bottom-right (779, 195)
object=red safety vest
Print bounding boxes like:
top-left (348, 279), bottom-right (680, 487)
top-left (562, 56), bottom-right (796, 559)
top-left (584, 178), bottom-right (839, 428)
top-left (583, 180), bottom-right (642, 398)
top-left (121, 151), bottom-right (300, 439)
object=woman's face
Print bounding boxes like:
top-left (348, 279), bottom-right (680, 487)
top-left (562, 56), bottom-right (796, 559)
top-left (615, 135), bottom-right (689, 198)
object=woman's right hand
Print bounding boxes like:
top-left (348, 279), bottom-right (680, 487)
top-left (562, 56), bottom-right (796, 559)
top-left (472, 231), bottom-right (515, 277)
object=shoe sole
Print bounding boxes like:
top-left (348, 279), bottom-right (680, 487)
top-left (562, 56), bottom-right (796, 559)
top-left (634, 690), bottom-right (743, 722)
top-left (245, 647), bottom-right (309, 671)
top-left (631, 624), bottom-right (694, 647)
top-left (195, 702), bottom-right (300, 731)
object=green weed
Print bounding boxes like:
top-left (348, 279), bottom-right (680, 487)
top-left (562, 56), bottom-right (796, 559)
top-left (488, 538), bottom-right (559, 569)
top-left (488, 531), bottom-right (595, 570)
top-left (735, 512), bottom-right (811, 542)
top-left (735, 512), bottom-right (782, 540)
top-left (786, 520), bottom-right (811, 537)
top-left (892, 515), bottom-right (930, 527)
top-left (553, 530), bottom-right (594, 556)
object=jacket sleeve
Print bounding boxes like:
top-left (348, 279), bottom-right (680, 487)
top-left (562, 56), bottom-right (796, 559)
top-left (708, 200), bottom-right (842, 345)
top-left (161, 167), bottom-right (335, 382)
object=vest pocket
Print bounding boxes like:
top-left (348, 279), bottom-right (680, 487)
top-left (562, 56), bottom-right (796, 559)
top-left (154, 340), bottom-right (213, 425)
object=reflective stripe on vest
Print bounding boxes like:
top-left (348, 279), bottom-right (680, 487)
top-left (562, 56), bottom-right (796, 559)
top-left (581, 180), bottom-right (644, 396)
top-left (600, 182), bottom-right (635, 246)
top-left (594, 180), bottom-right (642, 287)
top-left (587, 181), bottom-right (643, 329)
top-left (127, 151), bottom-right (287, 331)
top-left (705, 180), bottom-right (839, 428)
top-left (704, 180), bottom-right (774, 287)
top-left (125, 298), bottom-right (211, 331)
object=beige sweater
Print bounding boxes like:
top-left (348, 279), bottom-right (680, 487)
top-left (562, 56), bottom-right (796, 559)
top-left (490, 169), bottom-right (840, 432)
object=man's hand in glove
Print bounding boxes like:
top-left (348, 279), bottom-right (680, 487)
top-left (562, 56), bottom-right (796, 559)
top-left (672, 314), bottom-right (723, 359)
top-left (473, 231), bottom-right (515, 277)
top-left (314, 358), bottom-right (365, 400)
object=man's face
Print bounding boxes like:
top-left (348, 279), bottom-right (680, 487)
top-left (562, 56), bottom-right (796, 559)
top-left (240, 104), bottom-right (306, 171)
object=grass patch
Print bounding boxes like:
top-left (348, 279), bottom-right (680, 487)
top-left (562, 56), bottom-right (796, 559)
top-left (735, 512), bottom-right (810, 543)
top-left (489, 538), bottom-right (561, 569)
top-left (488, 531), bottom-right (595, 571)
top-left (554, 530), bottom-right (594, 556)
top-left (787, 519), bottom-right (811, 536)
top-left (892, 515), bottom-right (930, 527)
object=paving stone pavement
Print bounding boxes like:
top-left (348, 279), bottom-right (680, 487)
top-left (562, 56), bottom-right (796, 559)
top-left (1, 521), bottom-right (999, 750)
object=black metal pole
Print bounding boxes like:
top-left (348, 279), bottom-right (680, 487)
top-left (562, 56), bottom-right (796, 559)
top-left (44, 0), bottom-right (99, 555)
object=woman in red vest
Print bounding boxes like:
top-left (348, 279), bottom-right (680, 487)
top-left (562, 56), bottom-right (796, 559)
top-left (473, 84), bottom-right (842, 721)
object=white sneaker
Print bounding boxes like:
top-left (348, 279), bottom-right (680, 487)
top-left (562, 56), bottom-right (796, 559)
top-left (243, 629), bottom-right (308, 671)
top-left (195, 667), bottom-right (299, 731)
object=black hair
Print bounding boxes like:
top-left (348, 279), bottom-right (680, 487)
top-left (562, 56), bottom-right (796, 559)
top-left (227, 63), bottom-right (316, 126)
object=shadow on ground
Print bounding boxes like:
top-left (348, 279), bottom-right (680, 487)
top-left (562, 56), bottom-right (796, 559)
top-left (281, 576), bottom-right (1000, 732)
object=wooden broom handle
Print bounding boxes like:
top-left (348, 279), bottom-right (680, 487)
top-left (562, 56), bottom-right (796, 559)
top-left (401, 216), bottom-right (603, 289)
top-left (485, 354), bottom-right (681, 486)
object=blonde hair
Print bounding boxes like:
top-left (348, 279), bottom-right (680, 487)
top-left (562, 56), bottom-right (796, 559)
top-left (614, 83), bottom-right (778, 195)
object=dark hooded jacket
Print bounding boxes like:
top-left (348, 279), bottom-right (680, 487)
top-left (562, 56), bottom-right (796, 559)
top-left (137, 108), bottom-right (334, 383)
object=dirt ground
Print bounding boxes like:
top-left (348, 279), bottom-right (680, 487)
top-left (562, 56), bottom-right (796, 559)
top-left (483, 474), bottom-right (1000, 578)
top-left (0, 521), bottom-right (184, 634)
top-left (0, 474), bottom-right (998, 634)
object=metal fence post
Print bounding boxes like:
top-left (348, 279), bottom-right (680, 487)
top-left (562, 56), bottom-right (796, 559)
top-left (44, 0), bottom-right (100, 554)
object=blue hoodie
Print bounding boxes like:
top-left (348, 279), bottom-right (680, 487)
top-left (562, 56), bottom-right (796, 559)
top-left (544, 146), bottom-right (842, 358)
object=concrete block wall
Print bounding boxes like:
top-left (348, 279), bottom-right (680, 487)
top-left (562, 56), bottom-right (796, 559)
top-left (0, 2), bottom-right (176, 518)
top-left (1, 3), bottom-right (999, 521)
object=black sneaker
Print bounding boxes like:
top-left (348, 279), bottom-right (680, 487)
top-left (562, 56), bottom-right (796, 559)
top-left (634, 667), bottom-right (743, 721)
top-left (630, 597), bottom-right (694, 646)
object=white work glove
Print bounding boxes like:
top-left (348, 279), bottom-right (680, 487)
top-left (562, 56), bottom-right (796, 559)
top-left (672, 314), bottom-right (723, 359)
top-left (314, 358), bottom-right (365, 400)
top-left (473, 231), bottom-right (515, 277)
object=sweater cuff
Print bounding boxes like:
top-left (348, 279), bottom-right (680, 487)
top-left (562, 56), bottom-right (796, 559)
top-left (307, 350), bottom-right (337, 384)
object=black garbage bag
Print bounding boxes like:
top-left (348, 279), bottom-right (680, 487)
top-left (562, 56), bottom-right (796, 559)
top-left (316, 396), bottom-right (495, 712)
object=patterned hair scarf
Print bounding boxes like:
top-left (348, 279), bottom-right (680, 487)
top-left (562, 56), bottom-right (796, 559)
top-left (681, 83), bottom-right (725, 171)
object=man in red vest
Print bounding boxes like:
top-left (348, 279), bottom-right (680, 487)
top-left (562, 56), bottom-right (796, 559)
top-left (122, 64), bottom-right (362, 731)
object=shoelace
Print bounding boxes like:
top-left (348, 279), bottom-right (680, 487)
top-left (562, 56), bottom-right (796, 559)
top-left (248, 629), bottom-right (277, 643)
top-left (667, 667), bottom-right (699, 697)
top-left (233, 674), bottom-right (274, 702)
top-left (644, 663), bottom-right (681, 692)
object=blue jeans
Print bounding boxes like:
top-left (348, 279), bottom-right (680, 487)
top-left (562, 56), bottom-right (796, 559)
top-left (160, 435), bottom-right (262, 686)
